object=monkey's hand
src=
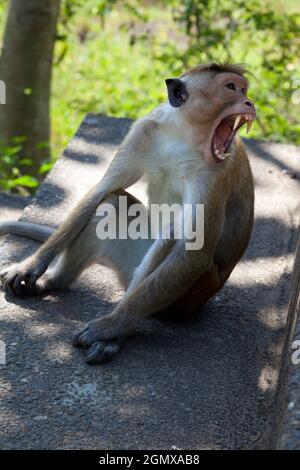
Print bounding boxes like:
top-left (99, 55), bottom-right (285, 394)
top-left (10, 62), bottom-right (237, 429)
top-left (0, 257), bottom-right (48, 297)
top-left (72, 313), bottom-right (132, 364)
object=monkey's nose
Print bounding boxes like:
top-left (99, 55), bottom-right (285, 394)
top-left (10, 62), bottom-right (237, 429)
top-left (245, 101), bottom-right (254, 108)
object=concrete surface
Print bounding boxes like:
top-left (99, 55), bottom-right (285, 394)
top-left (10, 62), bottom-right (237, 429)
top-left (0, 114), bottom-right (299, 450)
top-left (0, 193), bottom-right (29, 223)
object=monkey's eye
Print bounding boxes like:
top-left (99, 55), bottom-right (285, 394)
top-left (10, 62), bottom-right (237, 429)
top-left (225, 83), bottom-right (236, 91)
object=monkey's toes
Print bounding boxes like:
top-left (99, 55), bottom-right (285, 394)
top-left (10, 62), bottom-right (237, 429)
top-left (72, 326), bottom-right (90, 349)
top-left (72, 325), bottom-right (122, 364)
top-left (72, 316), bottom-right (118, 348)
top-left (85, 340), bottom-right (121, 364)
top-left (72, 325), bottom-right (101, 348)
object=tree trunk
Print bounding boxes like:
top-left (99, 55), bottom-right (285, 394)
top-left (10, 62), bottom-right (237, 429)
top-left (0, 0), bottom-right (61, 175)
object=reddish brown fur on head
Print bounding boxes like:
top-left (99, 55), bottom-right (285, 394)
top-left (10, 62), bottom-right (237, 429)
top-left (181, 62), bottom-right (250, 79)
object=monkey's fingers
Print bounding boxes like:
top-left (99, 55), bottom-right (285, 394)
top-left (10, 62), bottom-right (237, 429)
top-left (0, 269), bottom-right (10, 291)
top-left (0, 267), bottom-right (9, 281)
top-left (3, 270), bottom-right (26, 297)
top-left (1, 265), bottom-right (38, 297)
top-left (0, 264), bottom-right (19, 283)
top-left (13, 274), bottom-right (33, 297)
top-left (85, 340), bottom-right (121, 364)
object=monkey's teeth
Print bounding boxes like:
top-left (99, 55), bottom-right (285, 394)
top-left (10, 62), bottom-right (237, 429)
top-left (215, 149), bottom-right (226, 160)
top-left (233, 115), bottom-right (242, 130)
top-left (246, 120), bottom-right (253, 134)
top-left (223, 152), bottom-right (231, 157)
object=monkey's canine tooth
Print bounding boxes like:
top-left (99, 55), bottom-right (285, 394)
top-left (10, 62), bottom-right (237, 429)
top-left (233, 115), bottom-right (242, 130)
top-left (246, 120), bottom-right (253, 134)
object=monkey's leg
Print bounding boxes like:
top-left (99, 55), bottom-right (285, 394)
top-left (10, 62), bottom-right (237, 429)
top-left (157, 264), bottom-right (224, 322)
top-left (80, 239), bottom-right (175, 364)
top-left (52, 229), bottom-right (134, 364)
top-left (126, 236), bottom-right (176, 295)
top-left (159, 196), bottom-right (254, 322)
top-left (55, 191), bottom-right (152, 364)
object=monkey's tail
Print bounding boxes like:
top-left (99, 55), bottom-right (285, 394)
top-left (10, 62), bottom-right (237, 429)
top-left (0, 221), bottom-right (55, 243)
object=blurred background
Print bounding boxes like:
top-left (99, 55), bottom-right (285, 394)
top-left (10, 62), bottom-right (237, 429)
top-left (0, 0), bottom-right (299, 194)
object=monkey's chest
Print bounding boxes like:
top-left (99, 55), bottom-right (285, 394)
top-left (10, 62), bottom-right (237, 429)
top-left (147, 169), bottom-right (184, 206)
top-left (146, 135), bottom-right (199, 205)
top-left (146, 156), bottom-right (190, 206)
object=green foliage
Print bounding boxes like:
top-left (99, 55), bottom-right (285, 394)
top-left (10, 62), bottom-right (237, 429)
top-left (0, 137), bottom-right (39, 194)
top-left (51, 0), bottom-right (300, 158)
top-left (0, 0), bottom-right (300, 193)
top-left (171, 0), bottom-right (300, 143)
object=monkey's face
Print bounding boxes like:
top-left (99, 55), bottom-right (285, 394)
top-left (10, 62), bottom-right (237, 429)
top-left (166, 71), bottom-right (256, 164)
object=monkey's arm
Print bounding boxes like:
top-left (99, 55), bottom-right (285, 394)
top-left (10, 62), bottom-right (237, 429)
top-left (1, 118), bottom-right (156, 296)
top-left (37, 117), bottom-right (155, 262)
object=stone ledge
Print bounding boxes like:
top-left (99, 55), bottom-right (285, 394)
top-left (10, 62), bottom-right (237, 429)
top-left (0, 113), bottom-right (299, 449)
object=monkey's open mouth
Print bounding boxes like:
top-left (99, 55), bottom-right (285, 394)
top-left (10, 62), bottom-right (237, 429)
top-left (211, 114), bottom-right (255, 162)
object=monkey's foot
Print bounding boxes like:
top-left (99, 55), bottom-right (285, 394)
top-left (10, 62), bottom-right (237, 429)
top-left (0, 259), bottom-right (48, 297)
top-left (85, 340), bottom-right (121, 364)
top-left (72, 328), bottom-right (122, 364)
top-left (72, 316), bottom-right (128, 363)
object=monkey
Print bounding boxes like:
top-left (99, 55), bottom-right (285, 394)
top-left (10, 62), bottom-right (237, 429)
top-left (0, 63), bottom-right (256, 364)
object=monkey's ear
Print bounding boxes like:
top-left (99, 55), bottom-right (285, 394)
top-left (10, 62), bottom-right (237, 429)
top-left (165, 78), bottom-right (189, 107)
